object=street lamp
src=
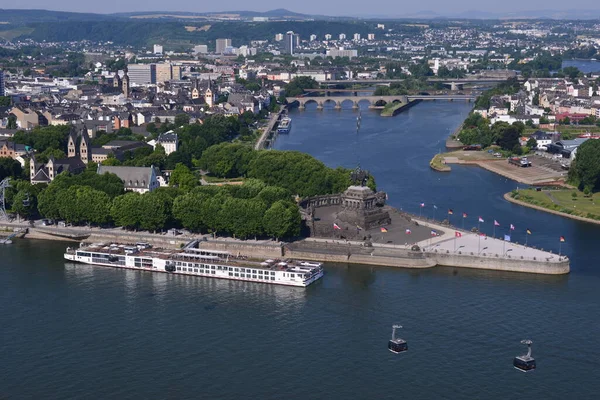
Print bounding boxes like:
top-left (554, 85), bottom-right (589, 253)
top-left (479, 246), bottom-right (488, 255)
top-left (456, 245), bottom-right (465, 253)
top-left (505, 248), bottom-right (513, 256)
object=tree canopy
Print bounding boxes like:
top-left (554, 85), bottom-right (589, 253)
top-left (569, 139), bottom-right (600, 192)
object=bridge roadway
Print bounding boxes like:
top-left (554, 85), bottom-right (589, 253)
top-left (287, 94), bottom-right (476, 110)
top-left (320, 77), bottom-right (522, 86)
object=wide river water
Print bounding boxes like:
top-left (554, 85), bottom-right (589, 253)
top-left (2, 101), bottom-right (599, 399)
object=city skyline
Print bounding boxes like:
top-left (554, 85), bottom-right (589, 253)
top-left (2, 1), bottom-right (600, 18)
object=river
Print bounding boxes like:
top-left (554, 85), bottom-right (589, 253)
top-left (562, 59), bottom-right (600, 73)
top-left (1, 101), bottom-right (599, 399)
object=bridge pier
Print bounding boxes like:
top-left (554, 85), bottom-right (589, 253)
top-left (298, 102), bottom-right (305, 110)
top-left (317, 101), bottom-right (323, 110)
top-left (352, 101), bottom-right (359, 110)
top-left (334, 101), bottom-right (342, 110)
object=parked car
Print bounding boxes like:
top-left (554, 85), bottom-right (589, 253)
top-left (41, 219), bottom-right (54, 226)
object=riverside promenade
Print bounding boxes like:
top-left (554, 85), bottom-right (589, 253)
top-left (1, 213), bottom-right (569, 275)
top-left (254, 109), bottom-right (285, 150)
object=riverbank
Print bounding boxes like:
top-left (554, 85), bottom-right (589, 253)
top-left (380, 100), bottom-right (421, 117)
top-left (254, 108), bottom-right (285, 150)
top-left (504, 191), bottom-right (600, 225)
top-left (0, 213), bottom-right (570, 275)
top-left (430, 153), bottom-right (451, 172)
top-left (439, 150), bottom-right (568, 185)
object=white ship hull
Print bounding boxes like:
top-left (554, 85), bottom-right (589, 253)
top-left (64, 250), bottom-right (323, 287)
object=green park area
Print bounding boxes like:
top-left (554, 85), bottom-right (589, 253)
top-left (510, 189), bottom-right (600, 221)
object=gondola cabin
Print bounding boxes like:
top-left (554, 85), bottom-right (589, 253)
top-left (513, 356), bottom-right (536, 372)
top-left (388, 324), bottom-right (407, 354)
top-left (388, 338), bottom-right (408, 354)
top-left (514, 339), bottom-right (535, 372)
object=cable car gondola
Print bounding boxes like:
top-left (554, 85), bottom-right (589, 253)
top-left (388, 324), bottom-right (408, 354)
top-left (513, 339), bottom-right (536, 372)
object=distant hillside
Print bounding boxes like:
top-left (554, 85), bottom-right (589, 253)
top-left (0, 9), bottom-right (121, 24)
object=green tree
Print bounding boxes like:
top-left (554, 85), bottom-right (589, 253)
top-left (263, 200), bottom-right (301, 239)
top-left (0, 96), bottom-right (11, 107)
top-left (111, 192), bottom-right (143, 229)
top-left (284, 76), bottom-right (319, 97)
top-left (174, 113), bottom-right (191, 127)
top-left (526, 137), bottom-right (537, 149)
top-left (0, 158), bottom-right (23, 180)
top-left (569, 139), bottom-right (600, 192)
top-left (198, 143), bottom-right (255, 178)
top-left (219, 197), bottom-right (266, 238)
top-left (138, 191), bottom-right (172, 231)
top-left (169, 163), bottom-right (198, 190)
top-left (7, 115), bottom-right (17, 129)
top-left (497, 125), bottom-right (520, 151)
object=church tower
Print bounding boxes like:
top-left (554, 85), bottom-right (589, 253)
top-left (29, 155), bottom-right (37, 181)
top-left (113, 72), bottom-right (121, 89)
top-left (191, 78), bottom-right (200, 100)
top-left (122, 69), bottom-right (130, 97)
top-left (79, 130), bottom-right (92, 164)
top-left (67, 128), bottom-right (79, 159)
top-left (205, 80), bottom-right (214, 107)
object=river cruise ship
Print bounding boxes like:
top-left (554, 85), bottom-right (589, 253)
top-left (64, 242), bottom-right (323, 287)
top-left (277, 117), bottom-right (292, 134)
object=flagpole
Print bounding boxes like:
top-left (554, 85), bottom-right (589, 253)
top-left (462, 216), bottom-right (465, 230)
top-left (478, 233), bottom-right (481, 254)
top-left (525, 233), bottom-right (528, 246)
top-left (433, 206), bottom-right (436, 221)
top-left (493, 224), bottom-right (496, 239)
top-left (454, 234), bottom-right (457, 252)
top-left (419, 206), bottom-right (422, 219)
top-left (503, 236), bottom-right (506, 255)
top-left (559, 241), bottom-right (562, 256)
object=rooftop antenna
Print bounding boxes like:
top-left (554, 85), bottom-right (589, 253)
top-left (0, 178), bottom-right (11, 221)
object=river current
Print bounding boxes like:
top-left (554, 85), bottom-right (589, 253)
top-left (1, 101), bottom-right (599, 399)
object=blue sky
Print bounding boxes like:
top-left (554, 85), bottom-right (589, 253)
top-left (2, 0), bottom-right (600, 16)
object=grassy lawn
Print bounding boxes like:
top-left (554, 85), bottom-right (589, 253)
top-left (511, 188), bottom-right (600, 220)
top-left (430, 153), bottom-right (451, 171)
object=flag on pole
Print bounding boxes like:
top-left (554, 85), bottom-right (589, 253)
top-left (504, 234), bottom-right (511, 242)
top-left (510, 224), bottom-right (515, 230)
top-left (405, 229), bottom-right (412, 234)
top-left (494, 220), bottom-right (500, 226)
top-left (433, 205), bottom-right (438, 209)
top-left (380, 227), bottom-right (388, 233)
top-left (478, 217), bottom-right (484, 223)
top-left (479, 233), bottom-right (487, 237)
top-left (560, 236), bottom-right (565, 242)
top-left (420, 202), bottom-right (425, 207)
top-left (430, 230), bottom-right (438, 236)
top-left (526, 229), bottom-right (532, 235)
top-left (333, 223), bottom-right (341, 230)
top-left (448, 209), bottom-right (454, 215)
top-left (356, 225), bottom-right (363, 231)
top-left (462, 212), bottom-right (468, 218)
top-left (455, 231), bottom-right (462, 237)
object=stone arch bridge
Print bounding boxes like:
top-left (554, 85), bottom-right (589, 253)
top-left (287, 94), bottom-right (474, 110)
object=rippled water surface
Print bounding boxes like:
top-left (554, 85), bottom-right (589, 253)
top-left (2, 101), bottom-right (599, 399)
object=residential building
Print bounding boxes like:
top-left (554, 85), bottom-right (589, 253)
top-left (284, 31), bottom-right (300, 55)
top-left (153, 44), bottom-right (164, 55)
top-left (193, 45), bottom-right (208, 54)
top-left (353, 33), bottom-right (361, 41)
top-left (0, 140), bottom-right (27, 161)
top-left (0, 69), bottom-right (4, 97)
top-left (367, 33), bottom-right (375, 40)
top-left (155, 63), bottom-right (173, 83)
top-left (9, 107), bottom-right (40, 130)
top-left (97, 165), bottom-right (161, 193)
top-left (274, 33), bottom-right (283, 41)
top-left (324, 34), bottom-right (332, 41)
top-left (326, 48), bottom-right (358, 59)
top-left (127, 64), bottom-right (157, 85)
top-left (310, 34), bottom-right (317, 42)
top-left (216, 38), bottom-right (232, 54)
top-left (148, 131), bottom-right (178, 155)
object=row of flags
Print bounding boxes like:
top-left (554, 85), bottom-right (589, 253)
top-left (333, 221), bottom-right (566, 243)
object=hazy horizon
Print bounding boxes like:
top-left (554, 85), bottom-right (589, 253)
top-left (1, 1), bottom-right (600, 17)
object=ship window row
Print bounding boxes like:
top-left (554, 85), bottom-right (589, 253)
top-left (77, 252), bottom-right (92, 257)
top-left (228, 272), bottom-right (275, 280)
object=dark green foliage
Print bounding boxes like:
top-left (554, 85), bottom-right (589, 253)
top-left (198, 143), bottom-right (255, 178)
top-left (284, 76), bottom-right (318, 97)
top-left (0, 96), bottom-right (11, 107)
top-left (474, 78), bottom-right (521, 109)
top-left (55, 185), bottom-right (112, 225)
top-left (497, 126), bottom-right (520, 151)
top-left (247, 150), bottom-right (351, 197)
top-left (569, 139), bottom-right (600, 192)
top-left (0, 158), bottom-right (23, 180)
top-left (263, 200), bottom-right (301, 239)
top-left (12, 125), bottom-right (71, 153)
